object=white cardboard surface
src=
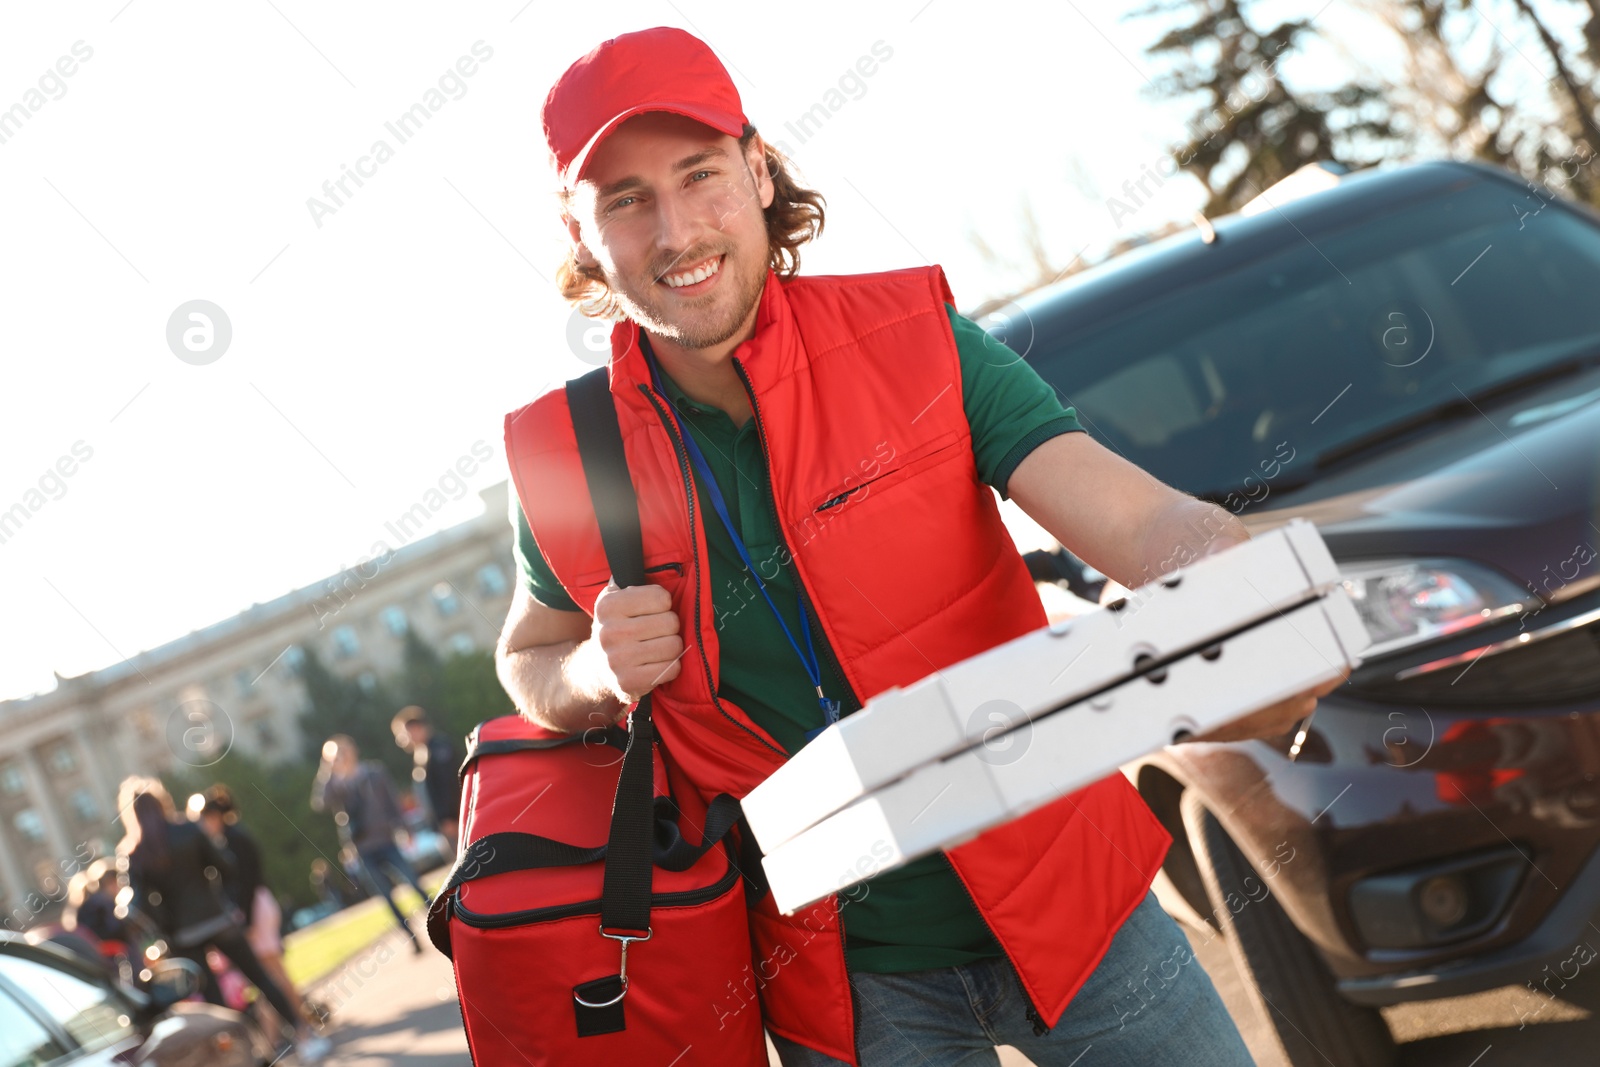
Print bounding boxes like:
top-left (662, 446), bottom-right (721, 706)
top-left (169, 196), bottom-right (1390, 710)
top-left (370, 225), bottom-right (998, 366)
top-left (744, 518), bottom-right (1343, 853)
top-left (762, 589), bottom-right (1370, 914)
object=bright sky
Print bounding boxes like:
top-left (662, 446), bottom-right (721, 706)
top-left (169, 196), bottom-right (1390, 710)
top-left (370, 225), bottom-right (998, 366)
top-left (0, 0), bottom-right (1464, 701)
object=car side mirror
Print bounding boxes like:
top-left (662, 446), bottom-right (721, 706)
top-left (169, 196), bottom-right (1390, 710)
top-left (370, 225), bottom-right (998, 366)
top-left (145, 957), bottom-right (202, 1012)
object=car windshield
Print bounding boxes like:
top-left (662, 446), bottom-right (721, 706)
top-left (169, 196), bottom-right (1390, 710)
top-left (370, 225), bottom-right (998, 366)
top-left (1021, 177), bottom-right (1600, 500)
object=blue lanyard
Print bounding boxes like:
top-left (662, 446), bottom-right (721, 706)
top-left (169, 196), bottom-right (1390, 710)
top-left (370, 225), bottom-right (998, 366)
top-left (644, 350), bottom-right (841, 735)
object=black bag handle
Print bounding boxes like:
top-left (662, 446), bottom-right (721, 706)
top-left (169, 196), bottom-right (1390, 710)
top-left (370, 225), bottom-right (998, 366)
top-left (566, 367), bottom-right (658, 938)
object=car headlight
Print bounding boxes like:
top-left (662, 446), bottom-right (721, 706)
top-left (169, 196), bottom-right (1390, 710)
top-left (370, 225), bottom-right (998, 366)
top-left (1338, 558), bottom-right (1530, 658)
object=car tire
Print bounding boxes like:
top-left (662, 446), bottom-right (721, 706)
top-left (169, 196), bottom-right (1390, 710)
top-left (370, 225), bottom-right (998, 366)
top-left (1181, 790), bottom-right (1397, 1067)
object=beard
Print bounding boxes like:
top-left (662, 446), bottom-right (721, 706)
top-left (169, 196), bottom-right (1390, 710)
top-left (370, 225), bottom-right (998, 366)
top-left (607, 244), bottom-right (768, 351)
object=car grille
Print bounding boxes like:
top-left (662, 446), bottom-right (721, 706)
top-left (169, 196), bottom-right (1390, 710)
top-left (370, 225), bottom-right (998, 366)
top-left (1350, 620), bottom-right (1600, 706)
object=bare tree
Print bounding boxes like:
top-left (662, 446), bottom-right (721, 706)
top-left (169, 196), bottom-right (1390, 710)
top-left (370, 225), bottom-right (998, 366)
top-left (1509, 0), bottom-right (1600, 159)
top-left (1360, 0), bottom-right (1600, 204)
top-left (1129, 0), bottom-right (1399, 216)
top-left (1358, 0), bottom-right (1513, 163)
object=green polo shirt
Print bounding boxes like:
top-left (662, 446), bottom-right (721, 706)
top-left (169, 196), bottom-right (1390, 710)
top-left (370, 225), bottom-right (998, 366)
top-left (511, 304), bottom-right (1082, 973)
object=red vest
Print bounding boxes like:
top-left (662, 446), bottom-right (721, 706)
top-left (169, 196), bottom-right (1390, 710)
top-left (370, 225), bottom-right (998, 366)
top-left (505, 265), bottom-right (1171, 1064)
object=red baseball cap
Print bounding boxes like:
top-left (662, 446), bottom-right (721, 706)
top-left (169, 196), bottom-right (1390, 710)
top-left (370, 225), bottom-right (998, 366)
top-left (542, 26), bottom-right (750, 189)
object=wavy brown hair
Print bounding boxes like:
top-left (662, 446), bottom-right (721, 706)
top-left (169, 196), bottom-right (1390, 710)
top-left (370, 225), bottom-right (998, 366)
top-left (556, 124), bottom-right (826, 321)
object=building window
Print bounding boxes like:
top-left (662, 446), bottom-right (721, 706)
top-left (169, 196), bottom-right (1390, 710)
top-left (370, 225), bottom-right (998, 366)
top-left (432, 582), bottom-right (460, 617)
top-left (14, 810), bottom-right (45, 844)
top-left (357, 671), bottom-right (378, 693)
top-left (448, 632), bottom-right (476, 655)
top-left (281, 645), bottom-right (307, 674)
top-left (48, 744), bottom-right (77, 775)
top-left (381, 605), bottom-right (409, 636)
top-left (69, 788), bottom-right (98, 823)
top-left (0, 763), bottom-right (23, 797)
top-left (331, 625), bottom-right (361, 660)
top-left (477, 563), bottom-right (508, 597)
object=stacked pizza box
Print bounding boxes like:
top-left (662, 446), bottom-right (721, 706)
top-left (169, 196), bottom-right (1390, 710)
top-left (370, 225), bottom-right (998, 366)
top-left (742, 518), bottom-right (1370, 915)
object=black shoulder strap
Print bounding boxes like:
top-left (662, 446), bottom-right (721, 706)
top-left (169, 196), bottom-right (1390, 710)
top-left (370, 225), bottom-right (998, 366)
top-left (565, 367), bottom-right (656, 936)
top-left (565, 367), bottom-right (769, 914)
top-left (567, 368), bottom-right (647, 589)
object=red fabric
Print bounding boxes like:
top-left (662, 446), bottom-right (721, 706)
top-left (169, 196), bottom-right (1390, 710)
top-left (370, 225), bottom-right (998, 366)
top-left (447, 716), bottom-right (767, 1065)
top-left (506, 266), bottom-right (1172, 1064)
top-left (541, 26), bottom-right (748, 187)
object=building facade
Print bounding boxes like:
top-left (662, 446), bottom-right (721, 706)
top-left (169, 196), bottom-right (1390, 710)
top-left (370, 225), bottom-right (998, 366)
top-left (0, 482), bottom-right (517, 924)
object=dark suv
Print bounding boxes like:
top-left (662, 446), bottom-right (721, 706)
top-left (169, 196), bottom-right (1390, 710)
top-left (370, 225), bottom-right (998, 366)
top-left (996, 161), bottom-right (1600, 1066)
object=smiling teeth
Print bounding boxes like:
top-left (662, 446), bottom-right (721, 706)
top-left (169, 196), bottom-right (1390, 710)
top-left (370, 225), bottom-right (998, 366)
top-left (664, 257), bottom-right (720, 288)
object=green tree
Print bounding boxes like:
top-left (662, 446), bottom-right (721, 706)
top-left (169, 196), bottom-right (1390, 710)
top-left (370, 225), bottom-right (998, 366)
top-left (390, 630), bottom-right (515, 753)
top-left (296, 647), bottom-right (408, 778)
top-left (432, 648), bottom-right (517, 743)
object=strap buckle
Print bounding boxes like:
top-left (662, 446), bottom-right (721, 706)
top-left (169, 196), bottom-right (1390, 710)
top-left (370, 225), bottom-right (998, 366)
top-left (572, 925), bottom-right (653, 1008)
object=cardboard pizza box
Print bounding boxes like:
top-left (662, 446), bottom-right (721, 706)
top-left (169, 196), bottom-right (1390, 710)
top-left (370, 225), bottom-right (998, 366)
top-left (743, 518), bottom-right (1343, 854)
top-left (759, 587), bottom-right (1369, 914)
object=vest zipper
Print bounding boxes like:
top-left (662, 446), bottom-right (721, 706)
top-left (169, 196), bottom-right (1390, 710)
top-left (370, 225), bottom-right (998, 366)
top-left (637, 383), bottom-right (786, 760)
top-left (730, 357), bottom-right (865, 1060)
top-left (815, 486), bottom-right (862, 512)
top-left (730, 359), bottom-right (1046, 1046)
top-left (842, 924), bottom-right (863, 1065)
top-left (728, 358), bottom-right (859, 715)
top-left (939, 851), bottom-right (1051, 1036)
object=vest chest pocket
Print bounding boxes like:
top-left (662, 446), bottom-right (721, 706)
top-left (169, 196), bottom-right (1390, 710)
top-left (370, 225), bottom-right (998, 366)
top-left (806, 436), bottom-right (967, 516)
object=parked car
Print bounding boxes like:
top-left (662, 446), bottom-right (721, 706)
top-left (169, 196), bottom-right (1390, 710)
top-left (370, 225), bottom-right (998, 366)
top-left (992, 160), bottom-right (1600, 1066)
top-left (0, 932), bottom-right (271, 1065)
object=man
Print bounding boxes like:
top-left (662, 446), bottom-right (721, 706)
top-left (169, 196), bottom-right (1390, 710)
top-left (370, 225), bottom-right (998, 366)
top-left (391, 705), bottom-right (461, 848)
top-left (310, 735), bottom-right (433, 955)
top-left (496, 26), bottom-right (1342, 1066)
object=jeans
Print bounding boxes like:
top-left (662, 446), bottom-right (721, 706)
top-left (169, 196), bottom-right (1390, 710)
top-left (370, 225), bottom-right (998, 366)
top-left (770, 891), bottom-right (1253, 1067)
top-left (356, 841), bottom-right (432, 938)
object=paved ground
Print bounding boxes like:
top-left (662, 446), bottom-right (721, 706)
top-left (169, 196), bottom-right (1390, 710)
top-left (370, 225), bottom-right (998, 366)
top-left (304, 914), bottom-right (1600, 1065)
top-left (304, 926), bottom-right (469, 1066)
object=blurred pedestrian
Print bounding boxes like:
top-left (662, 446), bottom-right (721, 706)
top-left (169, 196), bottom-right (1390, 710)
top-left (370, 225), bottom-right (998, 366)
top-left (115, 776), bottom-right (330, 1063)
top-left (190, 785), bottom-right (312, 1035)
top-left (310, 736), bottom-right (433, 954)
top-left (309, 857), bottom-right (355, 910)
top-left (63, 859), bottom-right (128, 974)
top-left (391, 705), bottom-right (462, 849)
top-left (65, 859), bottom-right (126, 943)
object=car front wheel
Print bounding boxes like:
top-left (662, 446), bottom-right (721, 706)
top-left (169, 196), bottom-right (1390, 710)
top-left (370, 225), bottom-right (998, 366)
top-left (1181, 790), bottom-right (1398, 1067)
